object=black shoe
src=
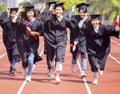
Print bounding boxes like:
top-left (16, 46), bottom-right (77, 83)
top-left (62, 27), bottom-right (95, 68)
top-left (9, 66), bottom-right (12, 74)
top-left (9, 66), bottom-right (16, 76)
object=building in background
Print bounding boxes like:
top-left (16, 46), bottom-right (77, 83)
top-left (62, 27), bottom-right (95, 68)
top-left (0, 0), bottom-right (33, 8)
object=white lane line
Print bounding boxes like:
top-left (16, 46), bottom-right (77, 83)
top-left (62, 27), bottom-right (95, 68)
top-left (0, 53), bottom-right (7, 58)
top-left (77, 60), bottom-right (92, 94)
top-left (17, 48), bottom-right (44, 94)
top-left (111, 39), bottom-right (120, 46)
top-left (83, 78), bottom-right (92, 94)
top-left (17, 81), bottom-right (27, 94)
top-left (109, 54), bottom-right (120, 64)
top-left (110, 39), bottom-right (120, 64)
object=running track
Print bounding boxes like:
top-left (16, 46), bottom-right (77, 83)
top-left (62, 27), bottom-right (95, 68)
top-left (0, 27), bottom-right (120, 94)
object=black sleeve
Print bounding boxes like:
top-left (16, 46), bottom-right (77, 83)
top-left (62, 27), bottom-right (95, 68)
top-left (12, 18), bottom-right (26, 31)
top-left (36, 21), bottom-right (44, 36)
top-left (0, 11), bottom-right (9, 25)
top-left (105, 25), bottom-right (120, 38)
top-left (41, 10), bottom-right (52, 22)
top-left (66, 17), bottom-right (78, 42)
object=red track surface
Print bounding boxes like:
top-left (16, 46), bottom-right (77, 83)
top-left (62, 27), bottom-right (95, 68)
top-left (0, 28), bottom-right (120, 94)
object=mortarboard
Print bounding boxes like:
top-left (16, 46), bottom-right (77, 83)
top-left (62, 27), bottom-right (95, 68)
top-left (21, 6), bottom-right (34, 20)
top-left (47, 1), bottom-right (57, 7)
top-left (24, 6), bottom-right (34, 12)
top-left (76, 3), bottom-right (90, 9)
top-left (54, 2), bottom-right (64, 9)
top-left (90, 14), bottom-right (101, 20)
top-left (9, 8), bottom-right (18, 13)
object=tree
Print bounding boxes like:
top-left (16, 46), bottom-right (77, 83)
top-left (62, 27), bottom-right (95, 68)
top-left (0, 3), bottom-right (6, 15)
top-left (108, 0), bottom-right (120, 20)
top-left (59, 0), bottom-right (85, 11)
top-left (32, 0), bottom-right (56, 4)
top-left (19, 2), bottom-right (33, 7)
top-left (86, 0), bottom-right (120, 20)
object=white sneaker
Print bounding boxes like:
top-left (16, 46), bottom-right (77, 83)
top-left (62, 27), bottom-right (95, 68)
top-left (26, 76), bottom-right (31, 82)
top-left (71, 64), bottom-right (76, 72)
top-left (55, 76), bottom-right (61, 83)
top-left (92, 78), bottom-right (98, 85)
top-left (22, 68), bottom-right (26, 77)
top-left (48, 69), bottom-right (54, 78)
top-left (80, 70), bottom-right (86, 78)
top-left (99, 70), bottom-right (104, 75)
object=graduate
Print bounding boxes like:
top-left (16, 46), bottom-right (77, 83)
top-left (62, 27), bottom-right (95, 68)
top-left (0, 8), bottom-right (20, 75)
top-left (12, 5), bottom-right (43, 82)
top-left (69, 3), bottom-right (90, 78)
top-left (78, 14), bottom-right (120, 84)
top-left (41, 1), bottom-right (58, 78)
top-left (42, 2), bottom-right (75, 83)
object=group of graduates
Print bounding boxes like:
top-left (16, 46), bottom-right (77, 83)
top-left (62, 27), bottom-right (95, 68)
top-left (0, 1), bottom-right (120, 85)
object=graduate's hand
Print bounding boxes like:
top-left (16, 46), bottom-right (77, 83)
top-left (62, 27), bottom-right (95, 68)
top-left (82, 13), bottom-right (89, 22)
top-left (18, 6), bottom-right (24, 13)
top-left (29, 31), bottom-right (35, 35)
top-left (42, 3), bottom-right (46, 10)
top-left (49, 4), bottom-right (55, 11)
top-left (71, 5), bottom-right (76, 12)
top-left (30, 31), bottom-right (40, 36)
top-left (115, 25), bottom-right (119, 31)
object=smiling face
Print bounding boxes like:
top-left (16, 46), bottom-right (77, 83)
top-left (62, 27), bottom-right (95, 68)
top-left (91, 18), bottom-right (100, 28)
top-left (54, 6), bottom-right (63, 17)
top-left (26, 10), bottom-right (34, 20)
top-left (78, 9), bottom-right (87, 19)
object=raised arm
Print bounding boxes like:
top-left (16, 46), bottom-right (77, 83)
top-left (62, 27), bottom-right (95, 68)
top-left (12, 6), bottom-right (23, 23)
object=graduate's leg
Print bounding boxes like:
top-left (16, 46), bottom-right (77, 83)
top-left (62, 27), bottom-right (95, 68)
top-left (55, 42), bottom-right (67, 83)
top-left (46, 45), bottom-right (55, 70)
top-left (11, 43), bottom-right (21, 74)
top-left (98, 54), bottom-right (108, 75)
top-left (71, 46), bottom-right (79, 72)
top-left (88, 54), bottom-right (99, 84)
top-left (55, 61), bottom-right (63, 82)
top-left (80, 52), bottom-right (87, 78)
top-left (6, 49), bottom-right (14, 74)
top-left (46, 44), bottom-right (55, 77)
top-left (26, 53), bottom-right (34, 82)
top-left (17, 44), bottom-right (28, 77)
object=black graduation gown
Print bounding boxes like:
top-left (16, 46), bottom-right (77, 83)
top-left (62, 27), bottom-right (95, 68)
top-left (70, 15), bottom-right (88, 55)
top-left (0, 12), bottom-right (16, 49)
top-left (0, 11), bottom-right (20, 62)
top-left (27, 19), bottom-right (43, 53)
top-left (42, 11), bottom-right (74, 48)
top-left (42, 11), bottom-right (75, 62)
top-left (81, 24), bottom-right (120, 71)
top-left (12, 18), bottom-right (43, 67)
top-left (82, 24), bottom-right (119, 56)
top-left (12, 18), bottom-right (27, 62)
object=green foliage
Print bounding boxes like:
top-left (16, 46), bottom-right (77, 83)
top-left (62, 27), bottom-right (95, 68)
top-left (0, 3), bottom-right (6, 15)
top-left (19, 0), bottom-right (120, 20)
top-left (59, 0), bottom-right (85, 10)
top-left (87, 0), bottom-right (120, 20)
top-left (108, 0), bottom-right (120, 20)
top-left (19, 2), bottom-right (33, 7)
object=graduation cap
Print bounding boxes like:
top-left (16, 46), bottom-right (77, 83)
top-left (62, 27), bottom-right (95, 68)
top-left (24, 6), bottom-right (34, 12)
top-left (9, 8), bottom-right (18, 13)
top-left (90, 14), bottom-right (101, 20)
top-left (47, 1), bottom-right (57, 7)
top-left (76, 3), bottom-right (90, 9)
top-left (54, 2), bottom-right (64, 9)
